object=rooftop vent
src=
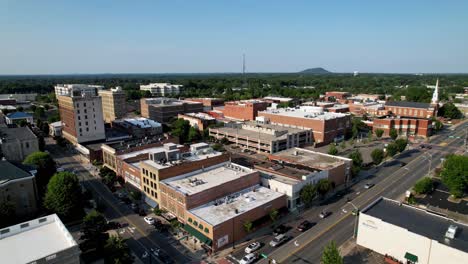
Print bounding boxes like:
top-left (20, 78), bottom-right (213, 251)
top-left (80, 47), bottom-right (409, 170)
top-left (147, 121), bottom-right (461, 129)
top-left (445, 225), bottom-right (458, 239)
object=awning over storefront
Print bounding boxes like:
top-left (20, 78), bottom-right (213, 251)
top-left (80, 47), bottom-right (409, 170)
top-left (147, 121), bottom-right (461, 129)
top-left (183, 225), bottom-right (212, 246)
top-left (404, 252), bottom-right (418, 263)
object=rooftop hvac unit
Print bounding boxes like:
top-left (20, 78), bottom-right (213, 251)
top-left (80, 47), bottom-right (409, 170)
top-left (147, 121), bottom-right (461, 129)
top-left (445, 225), bottom-right (458, 239)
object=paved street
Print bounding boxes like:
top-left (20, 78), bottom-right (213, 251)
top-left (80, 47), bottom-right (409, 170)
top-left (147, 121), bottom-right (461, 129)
top-left (260, 123), bottom-right (467, 264)
top-left (46, 140), bottom-right (194, 264)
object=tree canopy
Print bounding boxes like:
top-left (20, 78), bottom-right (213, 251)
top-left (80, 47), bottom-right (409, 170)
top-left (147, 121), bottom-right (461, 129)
top-left (395, 138), bottom-right (408, 152)
top-left (371, 148), bottom-right (384, 164)
top-left (44, 172), bottom-right (84, 221)
top-left (104, 236), bottom-right (134, 264)
top-left (438, 102), bottom-right (462, 119)
top-left (389, 128), bottom-right (398, 140)
top-left (374, 129), bottom-right (384, 138)
top-left (23, 151), bottom-right (56, 197)
top-left (385, 143), bottom-right (399, 157)
top-left (300, 184), bottom-right (317, 206)
top-left (328, 144), bottom-right (338, 155)
top-left (413, 177), bottom-right (434, 194)
top-left (440, 155), bottom-right (468, 198)
top-left (80, 210), bottom-right (109, 251)
top-left (321, 241), bottom-right (343, 264)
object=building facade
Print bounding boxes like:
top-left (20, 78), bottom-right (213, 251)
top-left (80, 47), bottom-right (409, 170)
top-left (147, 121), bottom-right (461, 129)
top-left (140, 98), bottom-right (204, 123)
top-left (140, 83), bottom-right (183, 96)
top-left (222, 100), bottom-right (269, 121)
top-left (98, 87), bottom-right (126, 123)
top-left (57, 84), bottom-right (106, 144)
top-left (112, 118), bottom-right (162, 138)
top-left (0, 126), bottom-right (39, 161)
top-left (384, 101), bottom-right (437, 119)
top-left (178, 112), bottom-right (217, 131)
top-left (0, 161), bottom-right (38, 219)
top-left (357, 197), bottom-right (468, 264)
top-left (209, 121), bottom-right (312, 153)
top-left (258, 107), bottom-right (352, 145)
top-left (372, 117), bottom-right (432, 138)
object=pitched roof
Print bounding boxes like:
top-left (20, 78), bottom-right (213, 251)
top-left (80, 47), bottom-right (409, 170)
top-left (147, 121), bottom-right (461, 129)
top-left (385, 101), bottom-right (431, 109)
top-left (0, 160), bottom-right (33, 184)
top-left (6, 111), bottom-right (33, 119)
top-left (0, 126), bottom-right (37, 141)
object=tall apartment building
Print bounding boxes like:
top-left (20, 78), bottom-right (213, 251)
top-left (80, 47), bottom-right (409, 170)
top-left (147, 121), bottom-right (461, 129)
top-left (140, 83), bottom-right (183, 96)
top-left (140, 98), bottom-right (203, 123)
top-left (56, 84), bottom-right (106, 144)
top-left (258, 106), bottom-right (351, 145)
top-left (98, 87), bottom-right (126, 123)
top-left (55, 84), bottom-right (104, 97)
top-left (222, 100), bottom-right (269, 121)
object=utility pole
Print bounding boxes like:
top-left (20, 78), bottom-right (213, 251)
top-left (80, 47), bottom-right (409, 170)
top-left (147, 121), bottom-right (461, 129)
top-left (348, 202), bottom-right (359, 238)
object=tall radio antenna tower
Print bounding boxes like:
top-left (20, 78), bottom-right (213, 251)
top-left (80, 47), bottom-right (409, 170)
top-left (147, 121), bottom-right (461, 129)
top-left (242, 53), bottom-right (247, 88)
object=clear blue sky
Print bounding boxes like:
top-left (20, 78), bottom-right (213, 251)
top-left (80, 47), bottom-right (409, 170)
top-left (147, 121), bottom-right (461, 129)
top-left (1, 0), bottom-right (467, 74)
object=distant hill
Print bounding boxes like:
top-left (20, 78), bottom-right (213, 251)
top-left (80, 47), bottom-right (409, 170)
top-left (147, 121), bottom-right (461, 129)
top-left (299, 67), bottom-right (332, 74)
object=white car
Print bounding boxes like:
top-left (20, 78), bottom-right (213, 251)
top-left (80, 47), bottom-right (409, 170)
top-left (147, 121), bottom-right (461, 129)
top-left (269, 234), bottom-right (287, 247)
top-left (144, 217), bottom-right (155, 225)
top-left (239, 253), bottom-right (257, 264)
top-left (245, 242), bottom-right (261, 254)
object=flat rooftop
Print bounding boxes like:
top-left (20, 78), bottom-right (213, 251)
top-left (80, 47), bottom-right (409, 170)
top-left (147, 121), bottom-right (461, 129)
top-left (189, 185), bottom-right (284, 226)
top-left (271, 148), bottom-right (351, 170)
top-left (141, 149), bottom-right (223, 170)
top-left (162, 162), bottom-right (253, 195)
top-left (0, 214), bottom-right (78, 263)
top-left (260, 107), bottom-right (349, 120)
top-left (182, 112), bottom-right (215, 120)
top-left (211, 122), bottom-right (308, 142)
top-left (363, 198), bottom-right (468, 253)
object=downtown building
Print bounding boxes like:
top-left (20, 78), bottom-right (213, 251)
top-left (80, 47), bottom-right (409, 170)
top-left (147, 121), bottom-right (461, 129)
top-left (56, 84), bottom-right (106, 144)
top-left (98, 87), bottom-right (127, 123)
top-left (177, 112), bottom-right (217, 131)
top-left (140, 83), bottom-right (183, 96)
top-left (258, 106), bottom-right (352, 146)
top-left (140, 98), bottom-right (204, 123)
top-left (222, 100), bottom-right (269, 121)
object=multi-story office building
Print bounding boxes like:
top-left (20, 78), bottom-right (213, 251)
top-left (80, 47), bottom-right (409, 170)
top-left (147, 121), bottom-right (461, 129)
top-left (112, 118), bottom-right (162, 138)
top-left (57, 84), bottom-right (106, 144)
top-left (258, 106), bottom-right (351, 146)
top-left (0, 126), bottom-right (39, 161)
top-left (98, 87), bottom-right (126, 123)
top-left (178, 112), bottom-right (217, 131)
top-left (209, 120), bottom-right (312, 153)
top-left (357, 197), bottom-right (468, 264)
top-left (185, 98), bottom-right (224, 110)
top-left (140, 83), bottom-right (183, 96)
top-left (222, 100), bottom-right (269, 121)
top-left (0, 160), bottom-right (38, 219)
top-left (159, 162), bottom-right (286, 252)
top-left (0, 214), bottom-right (81, 264)
top-left (140, 98), bottom-right (204, 123)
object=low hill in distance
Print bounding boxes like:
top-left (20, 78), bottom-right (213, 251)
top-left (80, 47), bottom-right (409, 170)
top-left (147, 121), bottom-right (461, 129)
top-left (299, 67), bottom-right (332, 74)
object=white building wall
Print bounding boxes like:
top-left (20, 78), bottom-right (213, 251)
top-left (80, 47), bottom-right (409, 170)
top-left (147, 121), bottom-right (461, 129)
top-left (429, 240), bottom-right (468, 264)
top-left (73, 97), bottom-right (105, 143)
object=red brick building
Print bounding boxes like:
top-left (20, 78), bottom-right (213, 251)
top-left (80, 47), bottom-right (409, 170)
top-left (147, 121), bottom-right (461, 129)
top-left (185, 98), bottom-right (224, 109)
top-left (258, 107), bottom-right (351, 145)
top-left (177, 112), bottom-right (217, 131)
top-left (384, 101), bottom-right (437, 119)
top-left (372, 117), bottom-right (432, 138)
top-left (325, 91), bottom-right (351, 102)
top-left (222, 100), bottom-right (269, 121)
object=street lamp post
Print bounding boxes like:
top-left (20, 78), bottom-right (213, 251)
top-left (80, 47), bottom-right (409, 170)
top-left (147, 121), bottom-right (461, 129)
top-left (348, 202), bottom-right (359, 239)
top-left (425, 152), bottom-right (433, 177)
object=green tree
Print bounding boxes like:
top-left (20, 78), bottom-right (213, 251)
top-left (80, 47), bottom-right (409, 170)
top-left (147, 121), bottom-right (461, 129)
top-left (23, 151), bottom-right (56, 197)
top-left (187, 127), bottom-right (201, 142)
top-left (386, 143), bottom-right (399, 157)
top-left (339, 141), bottom-right (346, 150)
top-left (316, 179), bottom-right (333, 197)
top-left (243, 220), bottom-right (253, 233)
top-left (104, 236), bottom-right (134, 264)
top-left (433, 120), bottom-right (443, 131)
top-left (348, 149), bottom-right (363, 177)
top-left (371, 148), bottom-right (384, 164)
top-left (413, 177), bottom-right (434, 194)
top-left (43, 172), bottom-right (84, 221)
top-left (395, 138), bottom-right (408, 152)
top-left (19, 119), bottom-right (28, 127)
top-left (171, 119), bottom-right (191, 143)
top-left (34, 107), bottom-right (45, 119)
top-left (389, 128), bottom-right (398, 140)
top-left (269, 209), bottom-right (279, 222)
top-left (0, 201), bottom-right (15, 228)
top-left (300, 184), bottom-right (317, 206)
top-left (321, 241), bottom-right (343, 264)
top-left (328, 144), bottom-right (338, 155)
top-left (440, 155), bottom-right (468, 198)
top-left (438, 102), bottom-right (462, 119)
top-left (374, 129), bottom-right (384, 138)
top-left (80, 210), bottom-right (109, 251)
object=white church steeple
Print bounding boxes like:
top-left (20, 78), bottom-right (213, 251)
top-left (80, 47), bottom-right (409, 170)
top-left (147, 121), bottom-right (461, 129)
top-left (431, 79), bottom-right (439, 105)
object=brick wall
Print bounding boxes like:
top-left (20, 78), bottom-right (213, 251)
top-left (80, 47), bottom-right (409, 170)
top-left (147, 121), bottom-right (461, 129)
top-left (223, 102), bottom-right (268, 120)
top-left (373, 118), bottom-right (432, 137)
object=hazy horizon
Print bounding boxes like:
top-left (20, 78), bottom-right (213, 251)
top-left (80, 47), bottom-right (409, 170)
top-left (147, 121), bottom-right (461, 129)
top-left (1, 1), bottom-right (468, 75)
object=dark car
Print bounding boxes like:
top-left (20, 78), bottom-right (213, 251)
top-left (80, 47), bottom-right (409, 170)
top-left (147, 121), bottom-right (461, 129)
top-left (273, 224), bottom-right (288, 235)
top-left (399, 162), bottom-right (407, 167)
top-left (297, 220), bottom-right (314, 232)
top-left (319, 211), bottom-right (331, 218)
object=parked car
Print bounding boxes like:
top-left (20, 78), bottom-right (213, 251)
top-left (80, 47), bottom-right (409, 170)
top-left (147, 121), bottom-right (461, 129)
top-left (273, 224), bottom-right (288, 235)
top-left (245, 242), bottom-right (261, 254)
top-left (399, 162), bottom-right (407, 167)
top-left (364, 183), bottom-right (375, 189)
top-left (144, 217), bottom-right (155, 225)
top-left (239, 253), bottom-right (258, 264)
top-left (319, 211), bottom-right (331, 218)
top-left (297, 220), bottom-right (314, 232)
top-left (138, 208), bottom-right (147, 216)
top-left (269, 234), bottom-right (288, 247)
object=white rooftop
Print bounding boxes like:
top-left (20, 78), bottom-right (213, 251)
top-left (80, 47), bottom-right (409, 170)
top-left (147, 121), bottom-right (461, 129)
top-left (124, 118), bottom-right (161, 128)
top-left (263, 96), bottom-right (293, 102)
top-left (141, 148), bottom-right (223, 170)
top-left (260, 106), bottom-right (349, 120)
top-left (162, 162), bottom-right (253, 195)
top-left (189, 185), bottom-right (284, 226)
top-left (118, 145), bottom-right (178, 160)
top-left (0, 214), bottom-right (78, 264)
top-left (183, 112), bottom-right (215, 120)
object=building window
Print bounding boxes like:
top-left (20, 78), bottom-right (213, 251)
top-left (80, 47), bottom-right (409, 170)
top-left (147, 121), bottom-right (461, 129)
top-left (84, 103), bottom-right (86, 107)
top-left (86, 128), bottom-right (89, 132)
top-left (188, 218), bottom-right (192, 223)
top-left (77, 110), bottom-right (80, 114)
top-left (204, 227), bottom-right (209, 233)
top-left (85, 121), bottom-right (88, 126)
top-left (79, 128), bottom-right (82, 132)
top-left (85, 115), bottom-right (88, 119)
top-left (193, 221), bottom-right (198, 226)
top-left (78, 116), bottom-right (81, 120)
top-left (198, 224), bottom-right (203, 230)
